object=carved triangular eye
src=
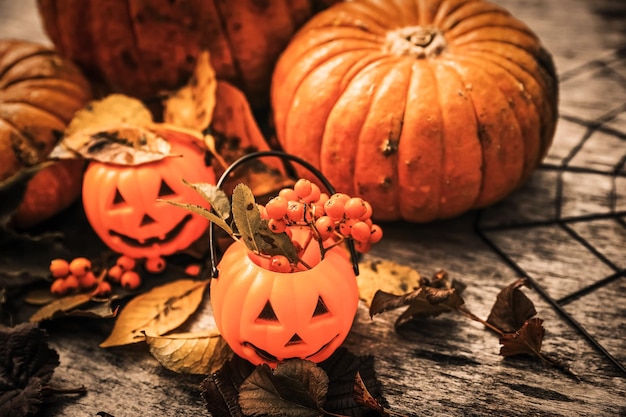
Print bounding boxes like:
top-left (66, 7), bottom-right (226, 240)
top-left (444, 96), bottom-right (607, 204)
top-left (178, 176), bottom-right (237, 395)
top-left (285, 334), bottom-right (303, 346)
top-left (112, 188), bottom-right (125, 205)
top-left (158, 180), bottom-right (176, 197)
top-left (256, 301), bottom-right (278, 322)
top-left (312, 296), bottom-right (329, 317)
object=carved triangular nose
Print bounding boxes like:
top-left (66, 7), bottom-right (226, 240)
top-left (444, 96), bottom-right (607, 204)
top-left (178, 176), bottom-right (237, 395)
top-left (140, 214), bottom-right (157, 226)
top-left (285, 333), bottom-right (304, 346)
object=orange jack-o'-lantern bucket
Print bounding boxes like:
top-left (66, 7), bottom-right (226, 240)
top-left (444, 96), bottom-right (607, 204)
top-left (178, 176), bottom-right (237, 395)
top-left (208, 151), bottom-right (360, 367)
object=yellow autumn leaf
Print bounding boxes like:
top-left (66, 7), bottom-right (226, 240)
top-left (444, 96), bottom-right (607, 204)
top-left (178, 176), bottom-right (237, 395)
top-left (356, 258), bottom-right (422, 306)
top-left (29, 293), bottom-right (92, 323)
top-left (163, 50), bottom-right (216, 132)
top-left (100, 279), bottom-right (209, 348)
top-left (144, 330), bottom-right (233, 375)
top-left (66, 93), bottom-right (154, 136)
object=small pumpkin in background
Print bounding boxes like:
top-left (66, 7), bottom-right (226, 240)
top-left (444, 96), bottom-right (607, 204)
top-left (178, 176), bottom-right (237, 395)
top-left (271, 0), bottom-right (559, 222)
top-left (82, 130), bottom-right (216, 262)
top-left (36, 0), bottom-right (341, 109)
top-left (0, 39), bottom-right (91, 229)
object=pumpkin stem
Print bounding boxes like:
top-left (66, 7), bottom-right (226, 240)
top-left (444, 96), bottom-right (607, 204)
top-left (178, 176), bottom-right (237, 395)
top-left (384, 26), bottom-right (447, 59)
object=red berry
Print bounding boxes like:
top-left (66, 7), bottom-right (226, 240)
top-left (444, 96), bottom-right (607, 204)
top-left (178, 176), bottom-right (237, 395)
top-left (350, 221), bottom-right (371, 242)
top-left (279, 188), bottom-right (299, 202)
top-left (360, 201), bottom-right (373, 221)
top-left (269, 218), bottom-right (287, 233)
top-left (265, 196), bottom-right (289, 219)
top-left (303, 183), bottom-right (321, 204)
top-left (108, 265), bottom-right (123, 283)
top-left (338, 218), bottom-right (357, 237)
top-left (69, 257), bottom-right (92, 277)
top-left (93, 281), bottom-right (112, 297)
top-left (258, 204), bottom-right (269, 220)
top-left (49, 259), bottom-right (70, 278)
top-left (64, 274), bottom-right (80, 292)
top-left (269, 255), bottom-right (292, 273)
top-left (315, 216), bottom-right (335, 241)
top-left (145, 257), bottom-right (166, 273)
top-left (185, 264), bottom-right (201, 276)
top-left (293, 179), bottom-right (312, 200)
top-left (286, 201), bottom-right (305, 223)
top-left (324, 197), bottom-right (346, 221)
top-left (120, 270), bottom-right (142, 290)
top-left (369, 224), bottom-right (383, 243)
top-left (79, 271), bottom-right (98, 289)
top-left (50, 278), bottom-right (67, 295)
top-left (116, 255), bottom-right (136, 271)
top-left (344, 197), bottom-right (368, 219)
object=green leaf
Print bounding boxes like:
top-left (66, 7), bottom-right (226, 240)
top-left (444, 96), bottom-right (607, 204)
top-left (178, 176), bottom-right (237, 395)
top-left (231, 184), bottom-right (262, 253)
top-left (161, 200), bottom-right (232, 236)
top-left (181, 180), bottom-right (231, 220)
top-left (256, 220), bottom-right (299, 263)
top-left (238, 360), bottom-right (328, 417)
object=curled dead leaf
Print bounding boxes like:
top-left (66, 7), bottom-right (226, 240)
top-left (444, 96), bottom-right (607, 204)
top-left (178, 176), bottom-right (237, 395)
top-left (144, 330), bottom-right (233, 375)
top-left (499, 317), bottom-right (545, 357)
top-left (487, 278), bottom-right (537, 334)
top-left (100, 279), bottom-right (209, 347)
top-left (356, 258), bottom-right (421, 306)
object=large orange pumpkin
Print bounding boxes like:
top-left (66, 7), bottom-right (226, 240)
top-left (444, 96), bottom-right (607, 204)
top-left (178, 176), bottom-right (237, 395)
top-left (82, 131), bottom-right (215, 260)
top-left (36, 0), bottom-right (340, 109)
top-left (271, 0), bottom-right (559, 222)
top-left (0, 39), bottom-right (91, 228)
top-left (211, 226), bottom-right (359, 366)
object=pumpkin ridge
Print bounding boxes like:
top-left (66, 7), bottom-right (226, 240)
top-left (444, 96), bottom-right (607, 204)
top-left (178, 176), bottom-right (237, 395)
top-left (0, 104), bottom-right (65, 160)
top-left (351, 59), bottom-right (405, 218)
top-left (448, 58), bottom-right (526, 208)
top-left (0, 95), bottom-right (84, 125)
top-left (449, 27), bottom-right (541, 57)
top-left (0, 120), bottom-right (40, 173)
top-left (452, 54), bottom-right (542, 184)
top-left (0, 50), bottom-right (62, 87)
top-left (444, 10), bottom-right (517, 38)
top-left (396, 60), bottom-right (444, 221)
top-left (314, 55), bottom-right (391, 195)
top-left (432, 60), bottom-right (485, 216)
top-left (440, 1), bottom-right (511, 32)
top-left (321, 58), bottom-right (399, 200)
top-left (458, 45), bottom-right (557, 157)
top-left (432, 0), bottom-right (472, 27)
top-left (2, 78), bottom-right (92, 104)
top-left (284, 49), bottom-right (387, 167)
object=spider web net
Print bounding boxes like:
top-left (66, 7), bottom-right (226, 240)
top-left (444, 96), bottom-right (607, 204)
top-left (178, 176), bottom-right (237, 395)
top-left (475, 49), bottom-right (626, 375)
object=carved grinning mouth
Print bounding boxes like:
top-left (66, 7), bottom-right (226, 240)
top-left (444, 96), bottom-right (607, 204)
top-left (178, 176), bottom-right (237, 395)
top-left (108, 214), bottom-right (193, 247)
top-left (243, 334), bottom-right (339, 363)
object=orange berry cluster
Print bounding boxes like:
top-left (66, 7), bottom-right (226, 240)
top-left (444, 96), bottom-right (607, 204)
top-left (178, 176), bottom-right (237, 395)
top-left (259, 178), bottom-right (383, 272)
top-left (49, 257), bottom-right (107, 296)
top-left (49, 254), bottom-right (146, 297)
top-left (106, 255), bottom-right (142, 290)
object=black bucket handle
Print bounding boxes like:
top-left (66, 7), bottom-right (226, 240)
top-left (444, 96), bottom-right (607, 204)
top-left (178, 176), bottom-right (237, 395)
top-left (209, 150), bottom-right (360, 278)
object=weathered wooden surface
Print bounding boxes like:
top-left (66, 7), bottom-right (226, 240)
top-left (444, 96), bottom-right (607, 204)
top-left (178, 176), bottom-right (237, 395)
top-left (1, 0), bottom-right (625, 416)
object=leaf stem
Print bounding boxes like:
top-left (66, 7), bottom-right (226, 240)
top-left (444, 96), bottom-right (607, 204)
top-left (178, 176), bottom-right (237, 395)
top-left (457, 305), bottom-right (505, 337)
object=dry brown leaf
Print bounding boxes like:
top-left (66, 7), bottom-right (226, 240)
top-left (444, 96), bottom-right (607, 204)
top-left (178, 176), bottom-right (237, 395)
top-left (29, 293), bottom-right (92, 323)
top-left (144, 330), bottom-right (233, 375)
top-left (49, 94), bottom-right (176, 164)
top-left (100, 279), bottom-right (209, 347)
top-left (356, 258), bottom-right (421, 306)
top-left (162, 51), bottom-right (216, 132)
top-left (499, 317), bottom-right (545, 357)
